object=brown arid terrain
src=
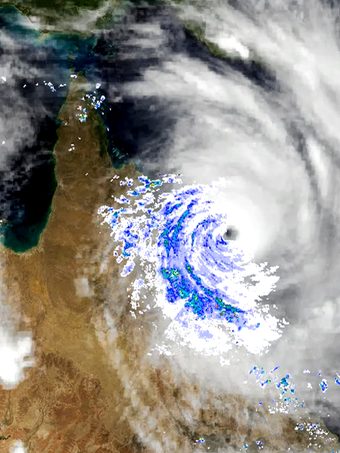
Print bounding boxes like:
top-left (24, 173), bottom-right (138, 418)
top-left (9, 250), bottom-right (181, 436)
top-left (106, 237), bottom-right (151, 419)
top-left (0, 78), bottom-right (339, 453)
top-left (0, 77), bottom-right (138, 453)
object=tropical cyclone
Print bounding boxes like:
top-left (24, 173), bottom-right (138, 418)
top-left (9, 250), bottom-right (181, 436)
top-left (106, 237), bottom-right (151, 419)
top-left (0, 78), bottom-right (338, 452)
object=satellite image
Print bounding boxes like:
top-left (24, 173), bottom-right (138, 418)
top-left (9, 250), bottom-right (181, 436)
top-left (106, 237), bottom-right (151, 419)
top-left (0, 0), bottom-right (340, 452)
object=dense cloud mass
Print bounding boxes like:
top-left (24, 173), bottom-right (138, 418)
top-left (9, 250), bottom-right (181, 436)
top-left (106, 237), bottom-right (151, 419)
top-left (96, 0), bottom-right (340, 448)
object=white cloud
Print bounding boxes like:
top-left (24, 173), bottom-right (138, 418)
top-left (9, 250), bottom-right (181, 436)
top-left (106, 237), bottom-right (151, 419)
top-left (0, 29), bottom-right (50, 169)
top-left (0, 330), bottom-right (33, 389)
top-left (0, 259), bottom-right (34, 389)
top-left (101, 0), bottom-right (340, 432)
top-left (10, 440), bottom-right (27, 453)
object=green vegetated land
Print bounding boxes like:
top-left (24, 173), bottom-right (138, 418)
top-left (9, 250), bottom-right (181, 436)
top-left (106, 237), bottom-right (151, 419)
top-left (0, 0), bottom-right (104, 15)
top-left (0, 0), bottom-right (115, 25)
top-left (0, 0), bottom-right (182, 20)
top-left (0, 0), bottom-right (190, 30)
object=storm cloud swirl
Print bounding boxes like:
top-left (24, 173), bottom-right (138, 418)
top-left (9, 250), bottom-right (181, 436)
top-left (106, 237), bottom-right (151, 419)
top-left (96, 0), bottom-right (340, 449)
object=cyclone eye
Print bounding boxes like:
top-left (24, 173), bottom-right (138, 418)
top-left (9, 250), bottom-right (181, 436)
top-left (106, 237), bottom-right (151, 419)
top-left (223, 227), bottom-right (238, 241)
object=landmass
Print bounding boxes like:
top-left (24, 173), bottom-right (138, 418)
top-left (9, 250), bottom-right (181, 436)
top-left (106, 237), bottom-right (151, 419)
top-left (0, 77), bottom-right (337, 452)
top-left (0, 77), bottom-right (138, 452)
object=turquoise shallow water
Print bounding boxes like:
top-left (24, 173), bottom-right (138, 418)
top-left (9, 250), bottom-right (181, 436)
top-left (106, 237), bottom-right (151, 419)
top-left (0, 3), bottom-right (183, 253)
top-left (0, 6), bottom-right (98, 253)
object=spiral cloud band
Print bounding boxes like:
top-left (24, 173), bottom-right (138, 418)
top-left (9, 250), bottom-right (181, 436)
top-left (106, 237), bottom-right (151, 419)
top-left (95, 0), bottom-right (340, 447)
top-left (99, 175), bottom-right (283, 358)
top-left (109, 0), bottom-right (340, 382)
